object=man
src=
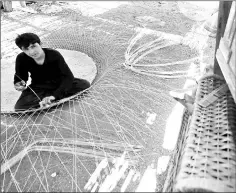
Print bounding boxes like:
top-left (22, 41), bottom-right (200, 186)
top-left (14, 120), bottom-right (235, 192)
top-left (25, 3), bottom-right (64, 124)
top-left (14, 32), bottom-right (90, 111)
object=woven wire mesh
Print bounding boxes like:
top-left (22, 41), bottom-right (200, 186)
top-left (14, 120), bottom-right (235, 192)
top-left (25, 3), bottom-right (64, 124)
top-left (162, 109), bottom-right (191, 192)
top-left (1, 2), bottom-right (202, 192)
top-left (173, 74), bottom-right (236, 192)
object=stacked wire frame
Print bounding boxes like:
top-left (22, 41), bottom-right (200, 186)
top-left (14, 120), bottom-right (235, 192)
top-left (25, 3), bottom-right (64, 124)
top-left (162, 109), bottom-right (191, 192)
top-left (173, 74), bottom-right (236, 192)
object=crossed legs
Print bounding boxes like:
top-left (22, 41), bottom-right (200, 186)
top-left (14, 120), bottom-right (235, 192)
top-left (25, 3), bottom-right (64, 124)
top-left (14, 78), bottom-right (90, 111)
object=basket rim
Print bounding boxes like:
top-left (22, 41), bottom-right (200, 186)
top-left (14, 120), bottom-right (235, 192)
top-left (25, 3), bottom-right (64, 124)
top-left (174, 177), bottom-right (235, 192)
top-left (198, 73), bottom-right (225, 82)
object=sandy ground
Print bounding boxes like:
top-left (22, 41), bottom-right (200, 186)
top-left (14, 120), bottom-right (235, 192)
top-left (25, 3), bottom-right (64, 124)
top-left (1, 1), bottom-right (217, 192)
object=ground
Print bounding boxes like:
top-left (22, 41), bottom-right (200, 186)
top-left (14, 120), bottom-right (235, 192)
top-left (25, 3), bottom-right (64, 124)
top-left (1, 1), bottom-right (217, 192)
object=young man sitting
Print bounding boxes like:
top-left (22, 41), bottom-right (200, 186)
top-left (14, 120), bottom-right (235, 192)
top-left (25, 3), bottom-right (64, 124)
top-left (14, 32), bottom-right (90, 111)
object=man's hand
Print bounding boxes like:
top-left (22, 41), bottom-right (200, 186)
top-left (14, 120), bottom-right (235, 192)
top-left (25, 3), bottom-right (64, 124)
top-left (14, 80), bottom-right (27, 91)
top-left (39, 96), bottom-right (55, 108)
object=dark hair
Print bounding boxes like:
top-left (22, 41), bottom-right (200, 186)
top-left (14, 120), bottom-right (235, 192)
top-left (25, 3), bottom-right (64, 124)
top-left (15, 33), bottom-right (41, 49)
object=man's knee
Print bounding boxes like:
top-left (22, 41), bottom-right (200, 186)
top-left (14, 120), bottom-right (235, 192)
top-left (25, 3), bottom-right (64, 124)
top-left (73, 78), bottom-right (90, 90)
top-left (65, 78), bottom-right (90, 97)
top-left (81, 79), bottom-right (90, 89)
top-left (14, 91), bottom-right (41, 111)
top-left (14, 102), bottom-right (40, 111)
top-left (14, 100), bottom-right (27, 111)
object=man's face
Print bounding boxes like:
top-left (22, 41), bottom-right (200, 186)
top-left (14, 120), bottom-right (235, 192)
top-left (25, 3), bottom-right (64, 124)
top-left (21, 43), bottom-right (44, 59)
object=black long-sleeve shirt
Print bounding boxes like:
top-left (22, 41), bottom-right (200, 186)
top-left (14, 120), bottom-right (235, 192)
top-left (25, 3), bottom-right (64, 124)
top-left (14, 48), bottom-right (74, 99)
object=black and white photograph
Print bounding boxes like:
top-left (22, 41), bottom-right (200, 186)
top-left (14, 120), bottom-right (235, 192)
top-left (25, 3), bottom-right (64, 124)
top-left (1, 1), bottom-right (235, 192)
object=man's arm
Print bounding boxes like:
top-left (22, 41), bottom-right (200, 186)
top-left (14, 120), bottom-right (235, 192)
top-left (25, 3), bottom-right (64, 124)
top-left (14, 54), bottom-right (28, 87)
top-left (52, 51), bottom-right (74, 100)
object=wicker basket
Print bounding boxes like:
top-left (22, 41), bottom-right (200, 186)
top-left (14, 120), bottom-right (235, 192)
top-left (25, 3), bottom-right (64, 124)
top-left (172, 74), bottom-right (236, 192)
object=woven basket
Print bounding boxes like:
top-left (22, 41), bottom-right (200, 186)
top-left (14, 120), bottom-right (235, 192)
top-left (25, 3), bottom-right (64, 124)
top-left (173, 74), bottom-right (236, 192)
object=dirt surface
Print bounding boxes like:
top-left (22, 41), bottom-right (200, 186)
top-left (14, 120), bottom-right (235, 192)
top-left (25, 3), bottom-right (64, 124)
top-left (1, 1), bottom-right (217, 192)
